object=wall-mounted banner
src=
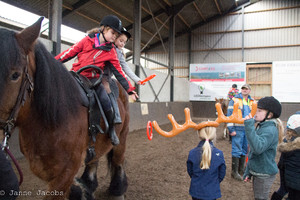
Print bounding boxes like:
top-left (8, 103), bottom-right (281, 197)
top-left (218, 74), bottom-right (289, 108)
top-left (273, 61), bottom-right (300, 103)
top-left (189, 62), bottom-right (246, 101)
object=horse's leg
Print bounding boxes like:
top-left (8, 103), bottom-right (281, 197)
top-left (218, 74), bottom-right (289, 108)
top-left (69, 148), bottom-right (99, 200)
top-left (107, 143), bottom-right (128, 200)
top-left (43, 164), bottom-right (82, 200)
top-left (223, 124), bottom-right (227, 138)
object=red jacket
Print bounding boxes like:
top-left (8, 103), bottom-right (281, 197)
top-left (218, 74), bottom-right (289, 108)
top-left (55, 33), bottom-right (135, 93)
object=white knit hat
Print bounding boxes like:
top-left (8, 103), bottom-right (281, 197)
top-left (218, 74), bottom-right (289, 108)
top-left (287, 114), bottom-right (300, 135)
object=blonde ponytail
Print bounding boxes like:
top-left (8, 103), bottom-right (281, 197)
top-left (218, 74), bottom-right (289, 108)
top-left (86, 26), bottom-right (110, 35)
top-left (197, 126), bottom-right (217, 169)
top-left (275, 118), bottom-right (284, 143)
top-left (86, 27), bottom-right (100, 35)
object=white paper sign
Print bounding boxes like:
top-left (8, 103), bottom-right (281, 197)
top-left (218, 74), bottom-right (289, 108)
top-left (273, 61), bottom-right (300, 102)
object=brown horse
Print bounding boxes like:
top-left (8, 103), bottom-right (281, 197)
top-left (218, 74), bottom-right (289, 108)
top-left (215, 98), bottom-right (230, 138)
top-left (0, 18), bottom-right (129, 200)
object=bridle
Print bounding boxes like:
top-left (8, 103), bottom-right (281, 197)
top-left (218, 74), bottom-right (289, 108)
top-left (0, 55), bottom-right (34, 185)
top-left (0, 55), bottom-right (34, 146)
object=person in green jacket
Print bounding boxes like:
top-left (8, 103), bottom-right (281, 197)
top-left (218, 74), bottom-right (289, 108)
top-left (243, 96), bottom-right (284, 200)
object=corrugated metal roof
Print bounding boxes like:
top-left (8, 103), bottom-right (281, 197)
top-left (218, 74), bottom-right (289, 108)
top-left (1, 0), bottom-right (251, 53)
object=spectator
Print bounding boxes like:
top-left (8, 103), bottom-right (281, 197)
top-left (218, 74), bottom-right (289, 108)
top-left (227, 84), bottom-right (254, 181)
top-left (227, 84), bottom-right (239, 100)
top-left (271, 112), bottom-right (300, 200)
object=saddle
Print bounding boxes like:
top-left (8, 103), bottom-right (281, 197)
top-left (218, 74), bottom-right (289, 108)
top-left (70, 65), bottom-right (108, 143)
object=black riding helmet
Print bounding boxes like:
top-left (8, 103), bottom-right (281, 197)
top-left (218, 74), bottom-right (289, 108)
top-left (257, 96), bottom-right (282, 119)
top-left (121, 27), bottom-right (131, 41)
top-left (100, 15), bottom-right (122, 34)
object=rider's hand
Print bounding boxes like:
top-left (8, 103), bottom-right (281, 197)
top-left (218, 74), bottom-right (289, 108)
top-left (137, 81), bottom-right (145, 85)
top-left (129, 91), bottom-right (139, 102)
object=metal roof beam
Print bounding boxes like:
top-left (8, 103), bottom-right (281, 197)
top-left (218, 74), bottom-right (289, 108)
top-left (193, 2), bottom-right (206, 21)
top-left (143, 4), bottom-right (238, 52)
top-left (62, 0), bottom-right (91, 18)
top-left (214, 0), bottom-right (222, 14)
top-left (127, 0), bottom-right (195, 31)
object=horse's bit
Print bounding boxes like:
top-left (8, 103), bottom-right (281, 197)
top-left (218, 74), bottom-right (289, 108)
top-left (0, 55), bottom-right (34, 149)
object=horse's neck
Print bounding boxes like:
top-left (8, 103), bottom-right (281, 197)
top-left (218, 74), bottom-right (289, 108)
top-left (17, 98), bottom-right (45, 134)
top-left (116, 81), bottom-right (129, 107)
top-left (221, 100), bottom-right (229, 113)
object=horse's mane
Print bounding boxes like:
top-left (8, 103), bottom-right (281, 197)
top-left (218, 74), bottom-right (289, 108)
top-left (33, 41), bottom-right (82, 129)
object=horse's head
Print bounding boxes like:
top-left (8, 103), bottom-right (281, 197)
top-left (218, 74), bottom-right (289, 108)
top-left (0, 17), bottom-right (43, 130)
top-left (215, 97), bottom-right (224, 104)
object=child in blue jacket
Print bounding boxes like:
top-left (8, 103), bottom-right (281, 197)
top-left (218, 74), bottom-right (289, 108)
top-left (244, 96), bottom-right (284, 200)
top-left (187, 126), bottom-right (226, 200)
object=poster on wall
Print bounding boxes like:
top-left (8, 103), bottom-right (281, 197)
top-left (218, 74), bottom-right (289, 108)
top-left (273, 61), bottom-right (300, 103)
top-left (189, 62), bottom-right (246, 101)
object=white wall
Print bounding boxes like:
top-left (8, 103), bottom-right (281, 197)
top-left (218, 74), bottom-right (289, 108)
top-left (127, 63), bottom-right (190, 102)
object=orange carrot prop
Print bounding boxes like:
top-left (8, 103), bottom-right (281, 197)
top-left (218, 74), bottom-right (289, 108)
top-left (140, 74), bottom-right (156, 85)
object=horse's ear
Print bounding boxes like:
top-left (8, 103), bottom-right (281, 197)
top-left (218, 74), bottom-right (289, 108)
top-left (16, 17), bottom-right (44, 54)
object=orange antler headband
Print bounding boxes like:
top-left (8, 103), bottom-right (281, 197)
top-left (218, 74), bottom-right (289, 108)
top-left (151, 100), bottom-right (257, 138)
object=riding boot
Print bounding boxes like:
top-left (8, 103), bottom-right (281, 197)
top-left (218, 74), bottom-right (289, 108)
top-left (238, 155), bottom-right (246, 176)
top-left (105, 109), bottom-right (120, 146)
top-left (231, 157), bottom-right (243, 181)
top-left (108, 93), bottom-right (122, 124)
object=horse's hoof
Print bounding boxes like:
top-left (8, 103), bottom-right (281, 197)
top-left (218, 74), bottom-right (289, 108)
top-left (109, 195), bottom-right (125, 200)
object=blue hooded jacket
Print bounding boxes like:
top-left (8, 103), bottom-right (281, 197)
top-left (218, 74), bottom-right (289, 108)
top-left (244, 119), bottom-right (279, 178)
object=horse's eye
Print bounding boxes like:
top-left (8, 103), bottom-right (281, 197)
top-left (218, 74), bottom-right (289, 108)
top-left (11, 72), bottom-right (21, 81)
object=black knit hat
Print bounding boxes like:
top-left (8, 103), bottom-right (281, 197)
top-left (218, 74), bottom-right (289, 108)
top-left (257, 96), bottom-right (282, 118)
top-left (100, 15), bottom-right (122, 34)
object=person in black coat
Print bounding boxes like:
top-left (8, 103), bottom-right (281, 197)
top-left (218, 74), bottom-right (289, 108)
top-left (271, 113), bottom-right (300, 200)
top-left (0, 145), bottom-right (19, 200)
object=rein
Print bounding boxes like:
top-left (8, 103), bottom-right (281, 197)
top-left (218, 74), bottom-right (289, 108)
top-left (0, 55), bottom-right (34, 185)
top-left (1, 145), bottom-right (24, 185)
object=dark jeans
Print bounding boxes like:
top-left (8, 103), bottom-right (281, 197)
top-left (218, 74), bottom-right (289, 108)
top-left (0, 147), bottom-right (19, 200)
